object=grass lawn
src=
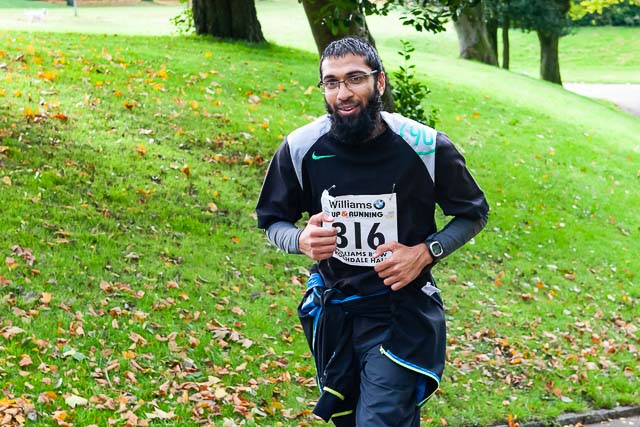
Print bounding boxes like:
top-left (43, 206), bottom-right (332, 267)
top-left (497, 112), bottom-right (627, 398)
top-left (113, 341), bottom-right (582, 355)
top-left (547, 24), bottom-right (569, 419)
top-left (0, 9), bottom-right (639, 427)
top-left (1, 0), bottom-right (638, 82)
top-left (256, 0), bottom-right (640, 83)
top-left (0, 3), bottom-right (182, 36)
top-left (1, 29), bottom-right (639, 427)
top-left (0, 0), bottom-right (64, 7)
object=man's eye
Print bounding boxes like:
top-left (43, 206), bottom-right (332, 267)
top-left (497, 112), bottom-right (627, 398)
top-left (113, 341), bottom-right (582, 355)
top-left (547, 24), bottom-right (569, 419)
top-left (348, 75), bottom-right (366, 84)
top-left (324, 81), bottom-right (339, 88)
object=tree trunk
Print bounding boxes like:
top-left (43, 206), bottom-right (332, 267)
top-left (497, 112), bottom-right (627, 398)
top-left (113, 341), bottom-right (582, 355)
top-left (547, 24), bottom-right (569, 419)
top-left (537, 30), bottom-right (562, 84)
top-left (192, 0), bottom-right (265, 43)
top-left (453, 3), bottom-right (498, 66)
top-left (486, 17), bottom-right (498, 66)
top-left (502, 16), bottom-right (510, 70)
top-left (300, 0), bottom-right (394, 112)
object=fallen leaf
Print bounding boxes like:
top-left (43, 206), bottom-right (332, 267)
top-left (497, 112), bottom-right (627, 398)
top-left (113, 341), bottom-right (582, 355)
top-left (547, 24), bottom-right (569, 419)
top-left (145, 407), bottom-right (176, 420)
top-left (214, 387), bottom-right (227, 399)
top-left (134, 144), bottom-right (148, 156)
top-left (507, 414), bottom-right (520, 427)
top-left (65, 394), bottom-right (88, 408)
top-left (5, 257), bottom-right (18, 269)
top-left (1, 326), bottom-right (24, 340)
top-left (41, 292), bottom-right (52, 305)
top-left (20, 354), bottom-right (33, 367)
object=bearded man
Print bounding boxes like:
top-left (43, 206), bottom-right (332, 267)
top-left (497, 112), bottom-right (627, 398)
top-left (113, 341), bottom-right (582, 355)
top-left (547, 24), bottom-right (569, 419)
top-left (256, 37), bottom-right (489, 427)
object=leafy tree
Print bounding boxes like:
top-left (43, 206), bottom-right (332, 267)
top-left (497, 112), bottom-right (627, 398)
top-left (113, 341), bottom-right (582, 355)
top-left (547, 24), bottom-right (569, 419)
top-left (391, 0), bottom-right (468, 33)
top-left (571, 0), bottom-right (640, 17)
top-left (191, 0), bottom-right (265, 42)
top-left (509, 0), bottom-right (571, 84)
top-left (373, 0), bottom-right (498, 65)
top-left (170, 0), bottom-right (195, 35)
top-left (300, 0), bottom-right (379, 54)
top-left (299, 0), bottom-right (396, 111)
top-left (484, 0), bottom-right (513, 69)
top-left (570, 0), bottom-right (640, 25)
top-left (300, 1), bottom-right (498, 63)
top-left (452, 1), bottom-right (498, 65)
top-left (299, 0), bottom-right (491, 111)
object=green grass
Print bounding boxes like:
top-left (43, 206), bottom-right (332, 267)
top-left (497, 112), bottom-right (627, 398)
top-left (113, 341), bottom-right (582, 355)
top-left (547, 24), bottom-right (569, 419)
top-left (500, 26), bottom-right (640, 83)
top-left (0, 0), bottom-right (63, 8)
top-left (2, 0), bottom-right (638, 82)
top-left (257, 0), bottom-right (640, 83)
top-left (0, 3), bottom-right (182, 35)
top-left (0, 20), bottom-right (639, 427)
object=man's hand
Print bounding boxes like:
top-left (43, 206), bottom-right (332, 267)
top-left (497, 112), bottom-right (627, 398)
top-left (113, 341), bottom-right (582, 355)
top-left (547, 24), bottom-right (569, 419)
top-left (299, 213), bottom-right (337, 261)
top-left (373, 242), bottom-right (433, 291)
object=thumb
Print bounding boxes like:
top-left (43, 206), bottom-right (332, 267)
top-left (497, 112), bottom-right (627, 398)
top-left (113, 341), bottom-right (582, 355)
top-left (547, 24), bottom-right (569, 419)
top-left (309, 212), bottom-right (332, 227)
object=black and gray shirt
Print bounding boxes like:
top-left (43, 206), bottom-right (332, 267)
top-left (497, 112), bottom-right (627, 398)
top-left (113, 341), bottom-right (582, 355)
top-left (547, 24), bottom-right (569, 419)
top-left (257, 111), bottom-right (489, 296)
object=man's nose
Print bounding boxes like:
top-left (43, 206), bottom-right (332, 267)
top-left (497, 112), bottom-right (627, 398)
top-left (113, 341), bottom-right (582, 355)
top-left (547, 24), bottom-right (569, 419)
top-left (336, 82), bottom-right (354, 100)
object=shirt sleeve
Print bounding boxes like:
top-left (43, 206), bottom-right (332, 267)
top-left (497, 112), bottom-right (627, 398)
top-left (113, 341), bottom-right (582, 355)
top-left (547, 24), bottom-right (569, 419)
top-left (434, 132), bottom-right (490, 220)
top-left (265, 221), bottom-right (303, 254)
top-left (427, 213), bottom-right (488, 259)
top-left (256, 139), bottom-right (304, 230)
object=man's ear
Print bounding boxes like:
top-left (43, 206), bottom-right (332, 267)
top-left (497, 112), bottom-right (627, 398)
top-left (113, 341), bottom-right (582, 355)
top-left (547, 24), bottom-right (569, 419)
top-left (377, 71), bottom-right (386, 94)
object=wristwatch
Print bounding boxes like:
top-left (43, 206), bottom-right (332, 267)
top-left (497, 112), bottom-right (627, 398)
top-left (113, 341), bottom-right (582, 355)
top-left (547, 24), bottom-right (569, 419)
top-left (427, 240), bottom-right (444, 260)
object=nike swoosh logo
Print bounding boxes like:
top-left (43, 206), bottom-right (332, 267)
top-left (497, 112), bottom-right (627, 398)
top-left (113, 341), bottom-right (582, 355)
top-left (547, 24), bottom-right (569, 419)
top-left (311, 152), bottom-right (336, 160)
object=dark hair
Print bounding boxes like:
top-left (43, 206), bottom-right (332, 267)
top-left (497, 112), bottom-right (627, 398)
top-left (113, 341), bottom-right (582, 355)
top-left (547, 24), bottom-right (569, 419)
top-left (319, 36), bottom-right (384, 79)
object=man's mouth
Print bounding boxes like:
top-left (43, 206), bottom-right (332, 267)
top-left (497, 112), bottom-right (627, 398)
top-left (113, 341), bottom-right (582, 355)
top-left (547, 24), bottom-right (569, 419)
top-left (337, 104), bottom-right (360, 116)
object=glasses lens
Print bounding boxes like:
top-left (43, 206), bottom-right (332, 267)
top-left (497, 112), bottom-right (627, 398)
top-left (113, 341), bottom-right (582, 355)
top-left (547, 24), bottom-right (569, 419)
top-left (323, 81), bottom-right (339, 91)
top-left (347, 75), bottom-right (367, 87)
top-left (344, 71), bottom-right (376, 89)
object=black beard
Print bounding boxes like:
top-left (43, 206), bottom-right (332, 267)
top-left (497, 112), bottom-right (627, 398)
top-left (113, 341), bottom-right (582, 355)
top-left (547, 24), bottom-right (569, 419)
top-left (326, 89), bottom-right (381, 146)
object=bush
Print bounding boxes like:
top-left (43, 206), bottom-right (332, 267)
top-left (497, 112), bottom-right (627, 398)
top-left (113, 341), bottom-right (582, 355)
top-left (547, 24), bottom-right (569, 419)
top-left (572, 2), bottom-right (640, 26)
top-left (391, 40), bottom-right (439, 128)
top-left (170, 0), bottom-right (195, 35)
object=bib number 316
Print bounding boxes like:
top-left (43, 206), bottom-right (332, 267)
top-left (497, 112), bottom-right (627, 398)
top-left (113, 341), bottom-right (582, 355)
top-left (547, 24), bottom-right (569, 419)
top-left (321, 192), bottom-right (398, 267)
top-left (332, 221), bottom-right (385, 250)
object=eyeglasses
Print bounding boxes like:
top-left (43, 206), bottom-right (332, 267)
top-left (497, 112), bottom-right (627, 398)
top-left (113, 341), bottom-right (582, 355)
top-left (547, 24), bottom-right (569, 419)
top-left (318, 70), bottom-right (379, 92)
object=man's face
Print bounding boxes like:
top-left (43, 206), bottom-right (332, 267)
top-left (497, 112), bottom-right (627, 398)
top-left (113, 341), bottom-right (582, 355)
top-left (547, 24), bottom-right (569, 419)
top-left (320, 53), bottom-right (385, 145)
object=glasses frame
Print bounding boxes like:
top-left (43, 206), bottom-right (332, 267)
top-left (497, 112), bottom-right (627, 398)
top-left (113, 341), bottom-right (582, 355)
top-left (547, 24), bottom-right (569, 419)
top-left (317, 70), bottom-right (380, 92)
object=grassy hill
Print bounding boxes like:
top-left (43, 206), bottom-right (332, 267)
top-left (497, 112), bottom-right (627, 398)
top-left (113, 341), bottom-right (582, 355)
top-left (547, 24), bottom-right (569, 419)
top-left (257, 0), bottom-right (640, 84)
top-left (1, 0), bottom-right (639, 83)
top-left (0, 27), bottom-right (638, 427)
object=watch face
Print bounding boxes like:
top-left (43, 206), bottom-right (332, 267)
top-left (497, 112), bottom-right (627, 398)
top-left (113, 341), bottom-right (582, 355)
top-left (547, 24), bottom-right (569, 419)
top-left (430, 241), bottom-right (444, 257)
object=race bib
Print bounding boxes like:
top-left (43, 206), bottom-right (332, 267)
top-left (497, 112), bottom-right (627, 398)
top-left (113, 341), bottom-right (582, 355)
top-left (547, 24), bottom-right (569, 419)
top-left (321, 191), bottom-right (398, 267)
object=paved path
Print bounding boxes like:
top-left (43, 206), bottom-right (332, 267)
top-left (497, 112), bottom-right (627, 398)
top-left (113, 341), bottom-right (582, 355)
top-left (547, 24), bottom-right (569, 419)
top-left (492, 407), bottom-right (640, 427)
top-left (564, 83), bottom-right (640, 117)
top-left (587, 416), bottom-right (640, 427)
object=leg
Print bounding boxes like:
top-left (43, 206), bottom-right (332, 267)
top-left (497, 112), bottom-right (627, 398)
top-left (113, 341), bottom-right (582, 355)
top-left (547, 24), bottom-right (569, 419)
top-left (356, 345), bottom-right (420, 427)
